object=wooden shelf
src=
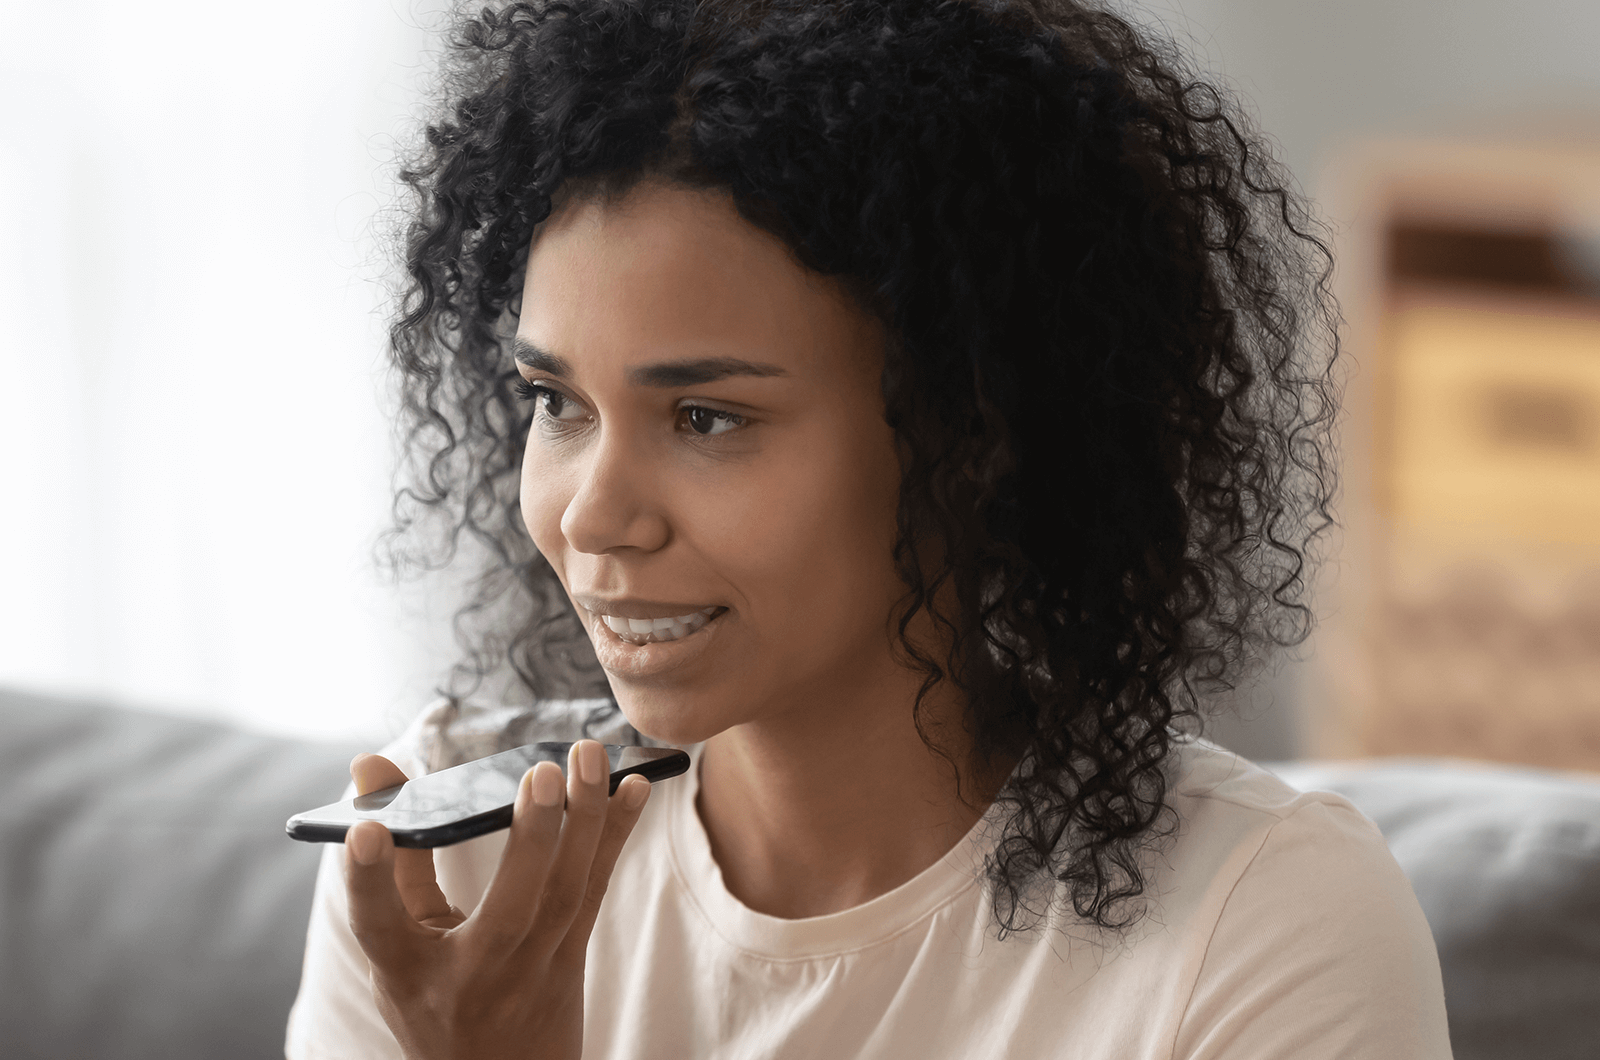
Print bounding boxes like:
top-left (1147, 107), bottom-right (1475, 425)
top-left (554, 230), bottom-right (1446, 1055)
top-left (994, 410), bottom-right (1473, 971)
top-left (1311, 138), bottom-right (1600, 774)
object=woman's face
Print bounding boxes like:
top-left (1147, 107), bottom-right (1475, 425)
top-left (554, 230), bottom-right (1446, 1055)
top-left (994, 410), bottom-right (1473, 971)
top-left (516, 180), bottom-right (913, 745)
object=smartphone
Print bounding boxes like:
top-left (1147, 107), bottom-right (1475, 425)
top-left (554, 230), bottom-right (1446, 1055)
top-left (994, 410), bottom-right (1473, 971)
top-left (285, 742), bottom-right (691, 849)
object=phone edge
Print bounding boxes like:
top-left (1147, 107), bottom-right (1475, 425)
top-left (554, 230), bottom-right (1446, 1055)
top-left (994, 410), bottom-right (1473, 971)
top-left (284, 745), bottom-right (691, 849)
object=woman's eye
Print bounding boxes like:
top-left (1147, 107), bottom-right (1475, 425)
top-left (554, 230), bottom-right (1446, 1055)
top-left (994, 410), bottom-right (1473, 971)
top-left (514, 379), bottom-right (585, 424)
top-left (681, 405), bottom-right (745, 437)
top-left (514, 378), bottom-right (746, 439)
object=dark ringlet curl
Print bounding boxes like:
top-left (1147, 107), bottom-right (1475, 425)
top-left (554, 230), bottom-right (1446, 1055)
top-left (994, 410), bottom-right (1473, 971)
top-left (381, 0), bottom-right (1341, 936)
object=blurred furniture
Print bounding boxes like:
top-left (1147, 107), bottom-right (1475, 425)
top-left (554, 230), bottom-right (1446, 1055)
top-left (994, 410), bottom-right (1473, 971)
top-left (1313, 138), bottom-right (1600, 772)
top-left (2, 686), bottom-right (1597, 1060)
top-left (0, 686), bottom-right (364, 1060)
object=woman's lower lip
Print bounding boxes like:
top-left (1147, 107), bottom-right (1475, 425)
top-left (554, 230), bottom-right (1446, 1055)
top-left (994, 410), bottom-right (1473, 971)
top-left (589, 606), bottom-right (728, 680)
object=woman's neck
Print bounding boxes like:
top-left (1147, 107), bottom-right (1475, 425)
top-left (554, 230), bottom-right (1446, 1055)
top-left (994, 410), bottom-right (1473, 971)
top-left (694, 664), bottom-right (1015, 920)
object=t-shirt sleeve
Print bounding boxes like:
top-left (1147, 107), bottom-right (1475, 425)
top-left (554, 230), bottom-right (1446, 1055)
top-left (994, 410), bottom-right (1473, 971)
top-left (1171, 798), bottom-right (1454, 1060)
top-left (283, 700), bottom-right (449, 1060)
top-left (284, 829), bottom-right (405, 1060)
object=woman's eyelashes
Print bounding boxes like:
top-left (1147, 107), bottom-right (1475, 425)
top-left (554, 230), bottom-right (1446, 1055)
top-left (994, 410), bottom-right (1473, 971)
top-left (514, 379), bottom-right (584, 426)
top-left (513, 378), bottom-right (747, 438)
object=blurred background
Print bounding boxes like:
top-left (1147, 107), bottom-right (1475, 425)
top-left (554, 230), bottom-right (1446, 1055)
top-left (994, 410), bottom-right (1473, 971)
top-left (0, 0), bottom-right (459, 745)
top-left (2, 0), bottom-right (1598, 764)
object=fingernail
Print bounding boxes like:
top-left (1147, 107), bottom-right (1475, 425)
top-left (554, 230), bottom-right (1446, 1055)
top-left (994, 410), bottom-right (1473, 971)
top-left (348, 824), bottom-right (378, 865)
top-left (623, 776), bottom-right (650, 810)
top-left (532, 762), bottom-right (564, 807)
top-left (580, 740), bottom-right (607, 786)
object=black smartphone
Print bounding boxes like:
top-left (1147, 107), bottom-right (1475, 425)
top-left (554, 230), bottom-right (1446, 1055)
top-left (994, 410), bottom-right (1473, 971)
top-left (285, 742), bottom-right (691, 849)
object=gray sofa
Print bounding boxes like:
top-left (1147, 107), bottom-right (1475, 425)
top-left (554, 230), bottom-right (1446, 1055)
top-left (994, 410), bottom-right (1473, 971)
top-left (2, 686), bottom-right (1596, 1060)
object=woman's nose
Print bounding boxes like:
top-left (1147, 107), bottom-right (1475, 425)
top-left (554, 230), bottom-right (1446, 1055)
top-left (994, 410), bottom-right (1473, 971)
top-left (557, 428), bottom-right (670, 556)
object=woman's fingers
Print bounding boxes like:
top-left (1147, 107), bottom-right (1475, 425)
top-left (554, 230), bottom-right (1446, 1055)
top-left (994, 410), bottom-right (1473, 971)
top-left (523, 741), bottom-right (614, 949)
top-left (464, 740), bottom-right (614, 958)
top-left (554, 773), bottom-right (650, 964)
top-left (466, 760), bottom-right (567, 949)
top-left (345, 820), bottom-right (428, 973)
top-left (349, 753), bottom-right (459, 926)
top-left (342, 740), bottom-right (652, 1055)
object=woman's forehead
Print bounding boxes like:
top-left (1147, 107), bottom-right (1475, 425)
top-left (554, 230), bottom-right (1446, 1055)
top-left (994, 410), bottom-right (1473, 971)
top-left (519, 182), bottom-right (885, 383)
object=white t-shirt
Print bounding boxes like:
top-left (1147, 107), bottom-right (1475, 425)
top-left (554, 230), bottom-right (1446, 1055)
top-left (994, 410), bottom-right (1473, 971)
top-left (285, 699), bottom-right (1453, 1059)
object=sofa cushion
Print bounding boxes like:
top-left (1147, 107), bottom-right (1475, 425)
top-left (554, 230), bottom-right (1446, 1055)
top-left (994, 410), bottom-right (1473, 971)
top-left (0, 687), bottom-right (366, 1060)
top-left (1267, 756), bottom-right (1600, 1060)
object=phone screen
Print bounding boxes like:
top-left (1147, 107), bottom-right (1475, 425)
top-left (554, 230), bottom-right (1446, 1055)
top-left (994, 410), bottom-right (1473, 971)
top-left (286, 742), bottom-right (690, 849)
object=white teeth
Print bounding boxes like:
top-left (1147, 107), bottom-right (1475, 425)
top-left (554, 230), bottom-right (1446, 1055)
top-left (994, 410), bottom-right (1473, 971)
top-left (598, 606), bottom-right (721, 645)
top-left (599, 607), bottom-right (718, 636)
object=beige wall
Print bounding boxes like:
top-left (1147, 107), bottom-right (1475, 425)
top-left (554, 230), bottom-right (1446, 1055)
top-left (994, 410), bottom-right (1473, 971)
top-left (1119, 0), bottom-right (1600, 760)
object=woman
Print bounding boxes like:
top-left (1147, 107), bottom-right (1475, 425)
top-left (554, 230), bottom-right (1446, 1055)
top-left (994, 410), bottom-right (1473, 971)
top-left (288, 0), bottom-right (1451, 1057)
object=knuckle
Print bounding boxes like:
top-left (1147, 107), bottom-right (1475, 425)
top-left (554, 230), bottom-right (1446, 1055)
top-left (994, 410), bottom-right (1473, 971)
top-left (541, 886), bottom-right (582, 925)
top-left (577, 888), bottom-right (606, 924)
top-left (589, 862), bottom-right (617, 897)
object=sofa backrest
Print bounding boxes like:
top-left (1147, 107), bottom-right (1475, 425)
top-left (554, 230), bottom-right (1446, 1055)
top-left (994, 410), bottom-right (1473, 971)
top-left (0, 687), bottom-right (364, 1060)
top-left (4, 686), bottom-right (1597, 1060)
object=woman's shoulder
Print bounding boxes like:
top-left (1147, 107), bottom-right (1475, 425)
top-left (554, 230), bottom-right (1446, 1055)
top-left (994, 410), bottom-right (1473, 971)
top-left (1155, 736), bottom-right (1452, 1056)
top-left (1141, 735), bottom-right (1437, 978)
top-left (1163, 732), bottom-right (1384, 842)
top-left (375, 695), bottom-right (659, 778)
top-left (1143, 733), bottom-right (1408, 921)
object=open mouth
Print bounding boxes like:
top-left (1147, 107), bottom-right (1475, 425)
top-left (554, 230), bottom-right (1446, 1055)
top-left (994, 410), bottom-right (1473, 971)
top-left (597, 606), bottom-right (728, 647)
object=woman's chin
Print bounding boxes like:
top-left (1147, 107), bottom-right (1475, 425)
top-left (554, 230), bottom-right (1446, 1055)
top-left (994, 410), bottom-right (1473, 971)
top-left (613, 695), bottom-right (728, 748)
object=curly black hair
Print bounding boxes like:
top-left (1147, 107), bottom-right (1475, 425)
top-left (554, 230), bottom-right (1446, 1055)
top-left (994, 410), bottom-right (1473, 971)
top-left (381, 0), bottom-right (1340, 936)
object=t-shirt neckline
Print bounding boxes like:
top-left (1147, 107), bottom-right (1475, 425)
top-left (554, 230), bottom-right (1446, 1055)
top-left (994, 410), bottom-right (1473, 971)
top-left (664, 744), bottom-right (1003, 961)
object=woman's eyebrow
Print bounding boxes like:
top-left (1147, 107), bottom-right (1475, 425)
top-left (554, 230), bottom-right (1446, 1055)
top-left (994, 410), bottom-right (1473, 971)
top-left (511, 337), bottom-right (788, 387)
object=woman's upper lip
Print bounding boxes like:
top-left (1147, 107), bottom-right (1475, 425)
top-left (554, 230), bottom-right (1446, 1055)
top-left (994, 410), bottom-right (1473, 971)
top-left (571, 593), bottom-right (724, 620)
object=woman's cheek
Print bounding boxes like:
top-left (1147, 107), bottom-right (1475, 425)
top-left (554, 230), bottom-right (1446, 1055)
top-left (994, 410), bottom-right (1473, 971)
top-left (519, 459), bottom-right (565, 558)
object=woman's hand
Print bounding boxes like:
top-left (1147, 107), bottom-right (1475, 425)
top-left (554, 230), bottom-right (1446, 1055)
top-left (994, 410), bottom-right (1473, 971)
top-left (343, 741), bottom-right (650, 1060)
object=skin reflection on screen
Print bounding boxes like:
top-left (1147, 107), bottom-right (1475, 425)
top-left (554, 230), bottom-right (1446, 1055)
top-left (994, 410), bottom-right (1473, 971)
top-left (347, 745), bottom-right (588, 828)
